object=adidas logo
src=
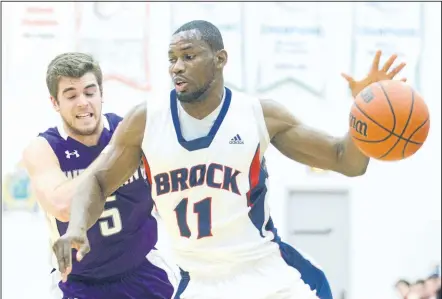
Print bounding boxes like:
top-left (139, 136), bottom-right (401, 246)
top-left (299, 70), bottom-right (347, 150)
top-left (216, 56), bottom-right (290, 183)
top-left (229, 134), bottom-right (244, 144)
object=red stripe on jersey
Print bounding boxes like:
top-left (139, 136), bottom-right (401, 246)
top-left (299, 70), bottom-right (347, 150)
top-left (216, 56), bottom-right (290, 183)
top-left (142, 155), bottom-right (152, 185)
top-left (246, 144), bottom-right (261, 207)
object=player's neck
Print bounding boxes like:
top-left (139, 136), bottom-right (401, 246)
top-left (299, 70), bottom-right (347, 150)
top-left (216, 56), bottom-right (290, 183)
top-left (64, 119), bottom-right (105, 146)
top-left (180, 80), bottom-right (224, 120)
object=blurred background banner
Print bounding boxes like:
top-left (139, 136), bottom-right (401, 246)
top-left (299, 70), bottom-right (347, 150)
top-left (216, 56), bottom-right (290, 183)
top-left (76, 2), bottom-right (152, 91)
top-left (2, 2), bottom-right (441, 299)
top-left (253, 2), bottom-right (326, 96)
top-left (352, 2), bottom-right (424, 89)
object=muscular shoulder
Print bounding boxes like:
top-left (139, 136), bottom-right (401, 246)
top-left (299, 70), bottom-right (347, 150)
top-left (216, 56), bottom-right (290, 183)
top-left (23, 136), bottom-right (56, 160)
top-left (22, 136), bottom-right (59, 171)
top-left (259, 99), bottom-right (299, 140)
top-left (124, 101), bottom-right (146, 124)
top-left (111, 101), bottom-right (147, 147)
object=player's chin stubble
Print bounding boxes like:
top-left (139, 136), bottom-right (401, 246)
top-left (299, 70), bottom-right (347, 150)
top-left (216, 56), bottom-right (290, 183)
top-left (176, 89), bottom-right (208, 103)
top-left (65, 118), bottom-right (100, 136)
top-left (177, 74), bottom-right (215, 104)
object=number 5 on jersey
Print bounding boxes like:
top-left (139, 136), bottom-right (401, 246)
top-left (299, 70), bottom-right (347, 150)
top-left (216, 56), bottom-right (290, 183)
top-left (174, 197), bottom-right (212, 239)
top-left (98, 196), bottom-right (122, 237)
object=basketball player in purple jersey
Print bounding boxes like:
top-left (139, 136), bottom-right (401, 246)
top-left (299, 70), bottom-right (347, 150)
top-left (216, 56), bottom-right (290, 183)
top-left (51, 21), bottom-right (406, 299)
top-left (22, 53), bottom-right (176, 299)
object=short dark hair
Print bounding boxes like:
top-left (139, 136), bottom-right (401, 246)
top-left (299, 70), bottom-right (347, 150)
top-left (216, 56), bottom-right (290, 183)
top-left (173, 20), bottom-right (224, 51)
top-left (46, 52), bottom-right (103, 101)
top-left (395, 279), bottom-right (410, 287)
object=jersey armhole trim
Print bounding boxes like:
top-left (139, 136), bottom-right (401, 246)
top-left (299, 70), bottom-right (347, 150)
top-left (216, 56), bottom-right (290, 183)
top-left (254, 101), bottom-right (271, 158)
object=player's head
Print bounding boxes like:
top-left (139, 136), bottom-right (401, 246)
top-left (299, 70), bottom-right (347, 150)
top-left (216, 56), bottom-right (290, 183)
top-left (169, 20), bottom-right (227, 103)
top-left (46, 52), bottom-right (103, 136)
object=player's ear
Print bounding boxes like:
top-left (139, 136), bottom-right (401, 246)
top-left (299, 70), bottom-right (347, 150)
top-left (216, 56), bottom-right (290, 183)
top-left (215, 49), bottom-right (228, 69)
top-left (50, 96), bottom-right (60, 112)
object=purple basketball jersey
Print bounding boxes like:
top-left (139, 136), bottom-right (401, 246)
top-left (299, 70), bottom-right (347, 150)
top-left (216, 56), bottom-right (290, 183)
top-left (39, 113), bottom-right (158, 279)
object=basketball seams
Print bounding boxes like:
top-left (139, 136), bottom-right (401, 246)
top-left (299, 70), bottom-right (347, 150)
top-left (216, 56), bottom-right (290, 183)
top-left (402, 117), bottom-right (429, 157)
top-left (350, 80), bottom-right (429, 161)
top-left (377, 82), bottom-right (397, 133)
top-left (378, 83), bottom-right (415, 159)
top-left (352, 102), bottom-right (394, 139)
top-left (352, 103), bottom-right (421, 145)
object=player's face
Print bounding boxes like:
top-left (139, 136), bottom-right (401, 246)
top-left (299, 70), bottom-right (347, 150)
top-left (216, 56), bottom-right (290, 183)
top-left (51, 72), bottom-right (102, 136)
top-left (168, 30), bottom-right (219, 103)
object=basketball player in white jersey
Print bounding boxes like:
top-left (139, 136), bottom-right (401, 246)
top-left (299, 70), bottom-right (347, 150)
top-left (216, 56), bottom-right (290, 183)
top-left (52, 20), bottom-right (407, 299)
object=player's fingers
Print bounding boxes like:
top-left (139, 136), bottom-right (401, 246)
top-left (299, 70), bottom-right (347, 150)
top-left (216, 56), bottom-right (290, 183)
top-left (61, 267), bottom-right (69, 283)
top-left (371, 50), bottom-right (382, 71)
top-left (52, 241), bottom-right (66, 274)
top-left (382, 54), bottom-right (398, 72)
top-left (340, 73), bottom-right (355, 83)
top-left (76, 242), bottom-right (91, 262)
top-left (62, 240), bottom-right (73, 275)
top-left (61, 265), bottom-right (72, 283)
top-left (388, 62), bottom-right (406, 78)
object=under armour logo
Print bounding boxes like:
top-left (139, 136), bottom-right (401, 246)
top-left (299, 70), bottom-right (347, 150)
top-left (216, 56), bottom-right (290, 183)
top-left (65, 150), bottom-right (80, 159)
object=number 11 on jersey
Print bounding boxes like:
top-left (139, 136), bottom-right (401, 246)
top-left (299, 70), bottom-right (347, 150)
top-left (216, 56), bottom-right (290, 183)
top-left (174, 197), bottom-right (213, 239)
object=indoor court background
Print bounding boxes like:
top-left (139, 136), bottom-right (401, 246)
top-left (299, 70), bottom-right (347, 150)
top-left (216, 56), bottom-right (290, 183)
top-left (2, 2), bottom-right (441, 299)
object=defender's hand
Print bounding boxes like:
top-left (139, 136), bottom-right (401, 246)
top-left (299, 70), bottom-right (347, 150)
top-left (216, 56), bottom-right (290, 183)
top-left (341, 50), bottom-right (407, 98)
top-left (52, 230), bottom-right (90, 282)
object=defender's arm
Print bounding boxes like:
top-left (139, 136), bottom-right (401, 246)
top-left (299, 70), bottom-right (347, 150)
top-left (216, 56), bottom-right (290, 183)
top-left (262, 99), bottom-right (369, 177)
top-left (22, 137), bottom-right (82, 222)
top-left (68, 102), bottom-right (147, 232)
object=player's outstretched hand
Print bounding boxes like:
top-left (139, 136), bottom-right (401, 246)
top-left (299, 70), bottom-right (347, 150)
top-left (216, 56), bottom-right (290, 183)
top-left (52, 230), bottom-right (91, 282)
top-left (341, 50), bottom-right (407, 98)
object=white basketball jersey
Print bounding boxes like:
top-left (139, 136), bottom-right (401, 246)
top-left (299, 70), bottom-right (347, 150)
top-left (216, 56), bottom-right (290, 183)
top-left (142, 87), bottom-right (280, 273)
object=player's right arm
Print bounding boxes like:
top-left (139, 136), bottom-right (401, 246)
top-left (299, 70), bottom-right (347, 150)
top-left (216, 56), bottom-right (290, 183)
top-left (22, 137), bottom-right (77, 222)
top-left (68, 102), bottom-right (147, 231)
top-left (53, 102), bottom-right (147, 281)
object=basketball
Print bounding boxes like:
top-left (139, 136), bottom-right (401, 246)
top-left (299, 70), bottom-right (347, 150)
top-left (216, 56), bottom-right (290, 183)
top-left (349, 80), bottom-right (430, 161)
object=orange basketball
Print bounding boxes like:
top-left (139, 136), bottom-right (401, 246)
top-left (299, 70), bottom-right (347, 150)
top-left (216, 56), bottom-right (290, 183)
top-left (349, 80), bottom-right (430, 161)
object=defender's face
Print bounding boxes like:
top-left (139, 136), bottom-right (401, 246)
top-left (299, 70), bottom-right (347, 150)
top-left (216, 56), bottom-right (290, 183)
top-left (52, 72), bottom-right (102, 136)
top-left (168, 30), bottom-right (216, 102)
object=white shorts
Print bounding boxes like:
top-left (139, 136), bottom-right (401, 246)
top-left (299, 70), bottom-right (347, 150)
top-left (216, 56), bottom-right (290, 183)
top-left (177, 252), bottom-right (319, 299)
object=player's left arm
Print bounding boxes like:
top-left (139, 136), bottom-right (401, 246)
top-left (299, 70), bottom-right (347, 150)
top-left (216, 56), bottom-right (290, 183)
top-left (262, 50), bottom-right (407, 177)
top-left (263, 100), bottom-right (368, 176)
